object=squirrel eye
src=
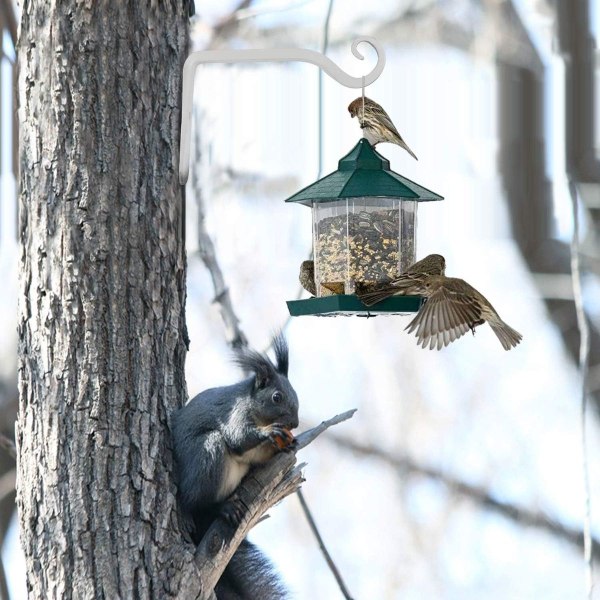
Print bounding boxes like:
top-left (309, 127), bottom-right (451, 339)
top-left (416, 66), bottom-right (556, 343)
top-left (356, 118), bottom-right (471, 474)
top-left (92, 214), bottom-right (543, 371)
top-left (272, 391), bottom-right (283, 403)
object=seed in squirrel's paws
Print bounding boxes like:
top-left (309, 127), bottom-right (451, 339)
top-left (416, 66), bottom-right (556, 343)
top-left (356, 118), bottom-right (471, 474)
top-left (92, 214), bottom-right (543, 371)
top-left (274, 429), bottom-right (294, 449)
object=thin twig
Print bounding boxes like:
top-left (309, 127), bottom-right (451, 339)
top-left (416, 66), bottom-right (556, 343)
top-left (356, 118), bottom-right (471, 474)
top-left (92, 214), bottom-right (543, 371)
top-left (328, 432), bottom-right (600, 562)
top-left (295, 409), bottom-right (356, 450)
top-left (569, 180), bottom-right (594, 596)
top-left (297, 489), bottom-right (354, 600)
top-left (191, 111), bottom-right (248, 350)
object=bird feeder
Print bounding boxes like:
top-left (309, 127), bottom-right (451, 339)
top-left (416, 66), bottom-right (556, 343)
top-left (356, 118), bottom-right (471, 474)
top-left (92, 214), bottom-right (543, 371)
top-left (176, 38), bottom-right (444, 316)
top-left (286, 139), bottom-right (444, 316)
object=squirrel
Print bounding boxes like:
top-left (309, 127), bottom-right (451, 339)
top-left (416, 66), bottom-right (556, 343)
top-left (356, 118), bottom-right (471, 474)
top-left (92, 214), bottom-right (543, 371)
top-left (172, 334), bottom-right (299, 599)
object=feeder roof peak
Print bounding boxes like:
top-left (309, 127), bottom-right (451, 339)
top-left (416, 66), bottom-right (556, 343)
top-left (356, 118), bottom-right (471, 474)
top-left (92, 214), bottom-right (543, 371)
top-left (338, 138), bottom-right (390, 171)
top-left (285, 139), bottom-right (444, 206)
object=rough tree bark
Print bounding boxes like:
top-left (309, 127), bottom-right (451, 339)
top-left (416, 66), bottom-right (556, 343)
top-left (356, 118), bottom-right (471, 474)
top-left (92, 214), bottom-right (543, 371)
top-left (16, 3), bottom-right (205, 598)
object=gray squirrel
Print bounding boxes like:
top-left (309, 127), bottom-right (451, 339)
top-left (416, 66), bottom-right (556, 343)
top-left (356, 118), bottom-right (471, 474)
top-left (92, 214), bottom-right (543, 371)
top-left (172, 334), bottom-right (299, 599)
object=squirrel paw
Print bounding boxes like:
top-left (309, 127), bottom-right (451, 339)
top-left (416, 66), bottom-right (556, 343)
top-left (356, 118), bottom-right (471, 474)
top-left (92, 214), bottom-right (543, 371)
top-left (268, 425), bottom-right (296, 451)
top-left (221, 496), bottom-right (246, 527)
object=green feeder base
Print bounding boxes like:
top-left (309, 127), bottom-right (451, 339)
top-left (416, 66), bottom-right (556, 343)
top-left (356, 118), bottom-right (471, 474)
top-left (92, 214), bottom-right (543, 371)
top-left (287, 295), bottom-right (424, 317)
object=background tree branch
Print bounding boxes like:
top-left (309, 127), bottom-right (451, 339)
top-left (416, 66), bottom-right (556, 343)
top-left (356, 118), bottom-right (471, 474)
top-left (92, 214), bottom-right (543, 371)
top-left (191, 111), bottom-right (248, 350)
top-left (329, 432), bottom-right (600, 562)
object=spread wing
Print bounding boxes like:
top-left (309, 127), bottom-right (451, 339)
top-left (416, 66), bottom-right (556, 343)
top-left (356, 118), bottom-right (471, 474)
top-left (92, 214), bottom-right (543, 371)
top-left (405, 284), bottom-right (485, 350)
top-left (357, 273), bottom-right (425, 306)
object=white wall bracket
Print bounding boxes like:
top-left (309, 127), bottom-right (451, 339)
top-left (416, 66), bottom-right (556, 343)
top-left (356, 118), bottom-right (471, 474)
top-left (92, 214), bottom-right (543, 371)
top-left (178, 36), bottom-right (386, 184)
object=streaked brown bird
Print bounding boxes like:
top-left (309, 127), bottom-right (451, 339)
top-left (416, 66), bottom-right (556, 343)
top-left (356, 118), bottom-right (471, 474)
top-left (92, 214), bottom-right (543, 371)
top-left (357, 254), bottom-right (446, 306)
top-left (404, 275), bottom-right (522, 351)
top-left (348, 96), bottom-right (418, 160)
top-left (299, 260), bottom-right (316, 296)
top-left (321, 282), bottom-right (345, 295)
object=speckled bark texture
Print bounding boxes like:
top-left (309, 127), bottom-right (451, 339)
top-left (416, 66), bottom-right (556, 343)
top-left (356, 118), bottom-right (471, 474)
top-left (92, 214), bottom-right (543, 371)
top-left (16, 2), bottom-right (204, 598)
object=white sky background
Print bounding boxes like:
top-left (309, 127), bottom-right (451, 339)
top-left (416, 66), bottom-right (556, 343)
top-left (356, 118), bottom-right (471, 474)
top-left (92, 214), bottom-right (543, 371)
top-left (2, 1), bottom-right (600, 599)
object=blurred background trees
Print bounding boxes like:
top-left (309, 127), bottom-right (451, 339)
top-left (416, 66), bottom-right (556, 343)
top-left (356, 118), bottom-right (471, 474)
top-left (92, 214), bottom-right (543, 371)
top-left (2, 1), bottom-right (599, 598)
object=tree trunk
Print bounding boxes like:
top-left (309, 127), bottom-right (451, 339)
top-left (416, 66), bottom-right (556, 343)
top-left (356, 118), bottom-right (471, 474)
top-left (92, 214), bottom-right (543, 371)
top-left (17, 3), bottom-right (204, 598)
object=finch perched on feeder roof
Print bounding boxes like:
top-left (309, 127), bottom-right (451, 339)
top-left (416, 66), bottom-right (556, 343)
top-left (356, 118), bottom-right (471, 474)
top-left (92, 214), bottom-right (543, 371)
top-left (348, 96), bottom-right (418, 160)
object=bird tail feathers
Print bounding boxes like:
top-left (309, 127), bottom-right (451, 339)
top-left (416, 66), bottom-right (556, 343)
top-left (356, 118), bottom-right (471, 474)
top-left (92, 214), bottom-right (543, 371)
top-left (400, 140), bottom-right (418, 161)
top-left (490, 321), bottom-right (522, 351)
top-left (357, 289), bottom-right (395, 307)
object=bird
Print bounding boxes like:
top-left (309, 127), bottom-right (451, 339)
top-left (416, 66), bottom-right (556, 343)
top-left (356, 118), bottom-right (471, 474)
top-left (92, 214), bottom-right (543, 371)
top-left (357, 254), bottom-right (522, 350)
top-left (321, 282), bottom-right (345, 295)
top-left (299, 260), bottom-right (316, 296)
top-left (357, 254), bottom-right (446, 306)
top-left (348, 96), bottom-right (418, 160)
top-left (404, 275), bottom-right (522, 351)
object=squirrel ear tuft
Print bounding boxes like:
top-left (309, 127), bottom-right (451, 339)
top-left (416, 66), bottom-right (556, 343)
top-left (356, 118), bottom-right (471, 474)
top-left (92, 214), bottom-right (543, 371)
top-left (272, 333), bottom-right (289, 376)
top-left (234, 348), bottom-right (275, 390)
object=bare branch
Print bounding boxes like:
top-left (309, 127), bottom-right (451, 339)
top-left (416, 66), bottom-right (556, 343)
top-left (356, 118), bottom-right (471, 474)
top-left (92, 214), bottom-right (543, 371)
top-left (296, 489), bottom-right (355, 600)
top-left (295, 409), bottom-right (357, 450)
top-left (192, 410), bottom-right (356, 599)
top-left (328, 433), bottom-right (600, 562)
top-left (191, 112), bottom-right (248, 351)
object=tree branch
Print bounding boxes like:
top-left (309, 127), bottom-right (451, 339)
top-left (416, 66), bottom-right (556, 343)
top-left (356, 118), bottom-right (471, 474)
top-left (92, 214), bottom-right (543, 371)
top-left (296, 489), bottom-right (354, 600)
top-left (296, 410), bottom-right (356, 449)
top-left (328, 432), bottom-right (600, 562)
top-left (192, 409), bottom-right (356, 599)
top-left (190, 110), bottom-right (248, 350)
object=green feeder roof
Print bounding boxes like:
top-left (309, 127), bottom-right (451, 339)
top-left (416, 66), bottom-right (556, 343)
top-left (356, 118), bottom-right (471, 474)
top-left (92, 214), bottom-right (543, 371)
top-left (285, 139), bottom-right (444, 206)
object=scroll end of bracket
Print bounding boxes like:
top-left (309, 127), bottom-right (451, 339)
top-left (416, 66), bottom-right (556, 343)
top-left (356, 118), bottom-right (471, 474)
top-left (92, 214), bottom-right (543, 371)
top-left (349, 36), bottom-right (386, 87)
top-left (179, 167), bottom-right (189, 185)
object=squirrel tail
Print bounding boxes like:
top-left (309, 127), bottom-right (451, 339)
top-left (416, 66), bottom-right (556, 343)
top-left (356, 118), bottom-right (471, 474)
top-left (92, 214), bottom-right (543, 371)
top-left (215, 539), bottom-right (287, 600)
top-left (191, 515), bottom-right (286, 599)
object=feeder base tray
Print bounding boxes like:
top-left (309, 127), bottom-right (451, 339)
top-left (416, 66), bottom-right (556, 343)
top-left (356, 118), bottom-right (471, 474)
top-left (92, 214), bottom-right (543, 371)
top-left (287, 295), bottom-right (424, 317)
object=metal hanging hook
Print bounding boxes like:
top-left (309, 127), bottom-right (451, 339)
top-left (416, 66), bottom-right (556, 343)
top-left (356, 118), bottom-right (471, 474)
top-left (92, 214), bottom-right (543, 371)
top-left (178, 36), bottom-right (386, 184)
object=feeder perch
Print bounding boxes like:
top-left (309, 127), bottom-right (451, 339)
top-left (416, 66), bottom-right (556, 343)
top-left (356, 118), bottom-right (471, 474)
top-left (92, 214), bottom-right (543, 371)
top-left (286, 139), bottom-right (444, 317)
